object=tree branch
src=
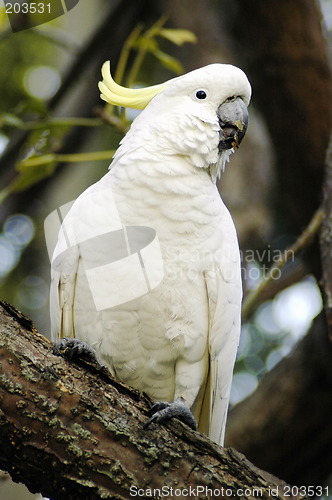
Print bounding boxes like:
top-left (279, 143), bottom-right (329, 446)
top-left (242, 208), bottom-right (324, 320)
top-left (0, 300), bottom-right (300, 499)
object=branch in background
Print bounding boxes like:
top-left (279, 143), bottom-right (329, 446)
top-left (94, 107), bottom-right (130, 135)
top-left (242, 208), bottom-right (324, 321)
top-left (0, 115), bottom-right (104, 131)
top-left (0, 300), bottom-right (296, 500)
top-left (0, 150), bottom-right (116, 205)
top-left (18, 150), bottom-right (116, 167)
top-left (226, 311), bottom-right (332, 487)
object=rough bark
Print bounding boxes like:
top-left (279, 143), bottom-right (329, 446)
top-left (320, 134), bottom-right (332, 341)
top-left (0, 300), bottom-right (301, 500)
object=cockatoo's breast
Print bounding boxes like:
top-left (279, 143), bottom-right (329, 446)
top-left (108, 153), bottom-right (223, 236)
top-left (90, 155), bottom-right (241, 406)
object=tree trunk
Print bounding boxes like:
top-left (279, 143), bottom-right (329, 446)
top-left (218, 0), bottom-right (332, 283)
top-left (0, 300), bottom-right (304, 500)
top-left (220, 0), bottom-right (332, 238)
top-left (320, 134), bottom-right (332, 341)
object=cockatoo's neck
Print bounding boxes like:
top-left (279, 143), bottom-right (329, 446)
top-left (210, 150), bottom-right (233, 183)
top-left (110, 106), bottom-right (233, 184)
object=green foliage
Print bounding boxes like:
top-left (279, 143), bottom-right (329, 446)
top-left (0, 16), bottom-right (197, 205)
top-left (0, 31), bottom-right (57, 114)
top-left (0, 14), bottom-right (198, 321)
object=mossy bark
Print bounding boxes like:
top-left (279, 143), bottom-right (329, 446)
top-left (0, 300), bottom-right (300, 500)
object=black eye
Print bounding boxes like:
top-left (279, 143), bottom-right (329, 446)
top-left (196, 90), bottom-right (207, 100)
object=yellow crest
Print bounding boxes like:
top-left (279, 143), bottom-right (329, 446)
top-left (98, 61), bottom-right (169, 110)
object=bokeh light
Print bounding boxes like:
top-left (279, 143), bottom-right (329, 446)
top-left (15, 275), bottom-right (49, 311)
top-left (0, 133), bottom-right (9, 155)
top-left (273, 276), bottom-right (322, 338)
top-left (0, 236), bottom-right (20, 278)
top-left (231, 371), bottom-right (258, 405)
top-left (23, 66), bottom-right (61, 100)
top-left (230, 275), bottom-right (323, 405)
top-left (0, 214), bottom-right (35, 281)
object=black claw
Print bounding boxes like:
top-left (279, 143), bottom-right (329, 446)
top-left (53, 338), bottom-right (105, 373)
top-left (144, 397), bottom-right (197, 431)
top-left (146, 400), bottom-right (170, 417)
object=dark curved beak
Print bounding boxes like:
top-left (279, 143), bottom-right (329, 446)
top-left (217, 97), bottom-right (249, 151)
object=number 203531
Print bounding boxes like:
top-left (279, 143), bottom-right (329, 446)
top-left (5, 3), bottom-right (51, 14)
top-left (283, 485), bottom-right (329, 497)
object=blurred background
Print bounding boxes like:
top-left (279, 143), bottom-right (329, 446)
top-left (0, 0), bottom-right (332, 498)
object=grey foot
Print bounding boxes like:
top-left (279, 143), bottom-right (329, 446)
top-left (144, 397), bottom-right (197, 431)
top-left (53, 338), bottom-right (105, 373)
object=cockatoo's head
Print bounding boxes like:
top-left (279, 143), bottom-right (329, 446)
top-left (99, 62), bottom-right (251, 180)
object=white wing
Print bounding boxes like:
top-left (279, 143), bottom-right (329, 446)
top-left (201, 213), bottom-right (242, 446)
top-left (50, 176), bottom-right (122, 342)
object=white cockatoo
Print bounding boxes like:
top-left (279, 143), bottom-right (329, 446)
top-left (50, 61), bottom-right (251, 445)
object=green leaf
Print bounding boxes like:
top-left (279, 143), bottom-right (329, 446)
top-left (17, 154), bottom-right (56, 170)
top-left (153, 50), bottom-right (184, 75)
top-left (0, 113), bottom-right (24, 128)
top-left (11, 156), bottom-right (57, 193)
top-left (134, 37), bottom-right (158, 53)
top-left (159, 28), bottom-right (197, 46)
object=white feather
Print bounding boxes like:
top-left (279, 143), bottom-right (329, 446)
top-left (50, 63), bottom-right (251, 445)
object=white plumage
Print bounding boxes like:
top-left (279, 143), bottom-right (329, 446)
top-left (50, 63), bottom-right (251, 445)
